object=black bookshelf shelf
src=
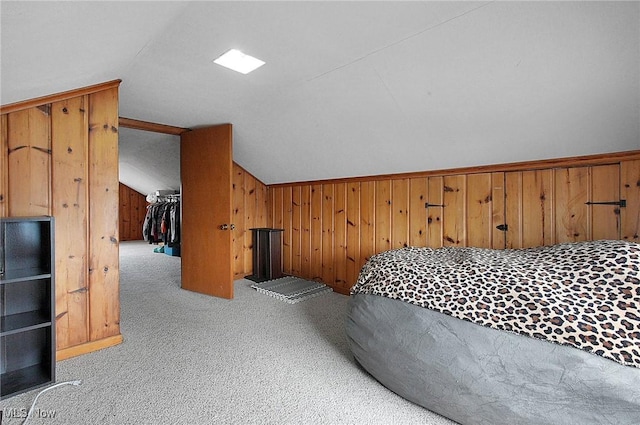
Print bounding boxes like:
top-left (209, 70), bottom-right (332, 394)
top-left (1, 268), bottom-right (51, 284)
top-left (1, 311), bottom-right (52, 336)
top-left (1, 217), bottom-right (56, 400)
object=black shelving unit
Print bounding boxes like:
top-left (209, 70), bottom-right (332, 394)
top-left (0, 216), bottom-right (55, 400)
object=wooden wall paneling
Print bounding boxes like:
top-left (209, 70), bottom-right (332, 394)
top-left (257, 181), bottom-right (268, 227)
top-left (555, 167), bottom-right (589, 243)
top-left (334, 183), bottom-right (348, 290)
top-left (2, 81), bottom-right (123, 358)
top-left (504, 171), bottom-right (523, 249)
top-left (271, 186), bottom-right (284, 277)
top-left (266, 151), bottom-right (639, 293)
top-left (7, 107), bottom-right (51, 216)
top-left (506, 169), bottom-right (555, 249)
top-left (310, 184), bottom-right (323, 281)
top-left (273, 186), bottom-right (284, 230)
top-left (409, 177), bottom-right (427, 247)
top-left (258, 184), bottom-right (273, 270)
top-left (209, 163), bottom-right (270, 279)
top-left (117, 183), bottom-right (146, 241)
top-left (466, 173), bottom-right (493, 248)
top-left (31, 106), bottom-right (52, 215)
top-left (281, 186), bottom-right (292, 275)
top-left (134, 188), bottom-right (143, 240)
top-left (621, 159), bottom-right (640, 242)
top-left (321, 183), bottom-right (335, 285)
top-left (491, 172), bottom-right (506, 249)
top-left (525, 169), bottom-right (555, 248)
top-left (51, 95), bottom-right (89, 349)
top-left (300, 185), bottom-right (311, 277)
top-left (359, 181), bottom-right (376, 269)
top-left (391, 179), bottom-right (409, 249)
top-left (232, 164), bottom-right (245, 277)
top-left (291, 186), bottom-right (302, 276)
top-left (590, 164), bottom-right (621, 240)
top-left (134, 188), bottom-right (146, 239)
top-left (268, 189), bottom-right (274, 231)
top-left (0, 114), bottom-right (7, 217)
top-left (442, 175), bottom-right (466, 246)
top-left (119, 184), bottom-right (130, 239)
top-left (375, 180), bottom-right (392, 253)
top-left (129, 186), bottom-right (138, 241)
top-left (346, 182), bottom-right (361, 286)
top-left (265, 187), bottom-right (273, 230)
top-left (426, 176), bottom-right (443, 248)
top-left (87, 87), bottom-right (120, 341)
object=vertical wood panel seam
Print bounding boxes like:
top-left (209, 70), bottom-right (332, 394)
top-left (590, 166), bottom-right (598, 240)
top-left (82, 94), bottom-right (91, 341)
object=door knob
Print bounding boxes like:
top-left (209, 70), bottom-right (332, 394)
top-left (220, 224), bottom-right (229, 230)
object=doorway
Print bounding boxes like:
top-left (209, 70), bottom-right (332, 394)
top-left (117, 118), bottom-right (184, 274)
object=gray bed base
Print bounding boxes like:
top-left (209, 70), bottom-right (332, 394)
top-left (346, 293), bottom-right (640, 425)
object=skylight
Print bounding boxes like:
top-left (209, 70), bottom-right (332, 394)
top-left (214, 49), bottom-right (265, 74)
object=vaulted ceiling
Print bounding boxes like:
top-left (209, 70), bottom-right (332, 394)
top-left (2, 1), bottom-right (639, 196)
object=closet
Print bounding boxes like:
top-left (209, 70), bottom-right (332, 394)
top-left (142, 192), bottom-right (181, 255)
top-left (118, 119), bottom-right (185, 253)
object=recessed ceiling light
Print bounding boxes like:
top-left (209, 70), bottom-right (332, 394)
top-left (214, 49), bottom-right (265, 74)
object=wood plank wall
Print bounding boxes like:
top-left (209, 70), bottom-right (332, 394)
top-left (0, 80), bottom-right (123, 358)
top-left (232, 162), bottom-right (268, 278)
top-left (119, 183), bottom-right (147, 241)
top-left (268, 152), bottom-right (640, 294)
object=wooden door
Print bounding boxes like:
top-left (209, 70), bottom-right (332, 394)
top-left (180, 124), bottom-right (234, 299)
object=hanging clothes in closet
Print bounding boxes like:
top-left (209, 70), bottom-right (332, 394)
top-left (142, 196), bottom-right (180, 246)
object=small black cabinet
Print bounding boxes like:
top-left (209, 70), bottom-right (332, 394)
top-left (247, 228), bottom-right (284, 283)
top-left (1, 216), bottom-right (55, 400)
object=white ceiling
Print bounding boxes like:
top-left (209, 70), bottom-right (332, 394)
top-left (2, 1), bottom-right (639, 195)
top-left (118, 128), bottom-right (181, 196)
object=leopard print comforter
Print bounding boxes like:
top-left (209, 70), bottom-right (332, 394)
top-left (351, 240), bottom-right (640, 368)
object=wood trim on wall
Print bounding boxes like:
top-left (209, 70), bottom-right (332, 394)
top-left (0, 79), bottom-right (122, 114)
top-left (269, 150), bottom-right (640, 188)
top-left (0, 115), bottom-right (7, 217)
top-left (56, 335), bottom-right (124, 361)
top-left (119, 117), bottom-right (190, 135)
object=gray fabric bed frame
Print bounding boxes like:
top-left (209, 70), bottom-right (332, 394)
top-left (346, 293), bottom-right (640, 425)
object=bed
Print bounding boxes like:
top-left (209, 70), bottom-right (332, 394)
top-left (345, 240), bottom-right (640, 425)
